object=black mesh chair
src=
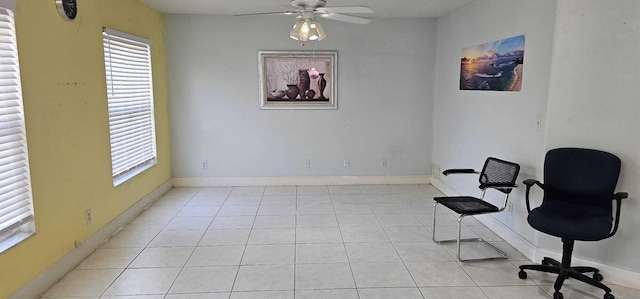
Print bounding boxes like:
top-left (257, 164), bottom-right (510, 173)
top-left (518, 148), bottom-right (628, 299)
top-left (433, 157), bottom-right (520, 262)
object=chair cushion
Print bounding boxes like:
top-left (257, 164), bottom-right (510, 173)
top-left (434, 196), bottom-right (499, 215)
top-left (528, 200), bottom-right (613, 241)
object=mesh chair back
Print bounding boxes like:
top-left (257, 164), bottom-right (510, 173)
top-left (544, 148), bottom-right (621, 208)
top-left (479, 157), bottom-right (521, 194)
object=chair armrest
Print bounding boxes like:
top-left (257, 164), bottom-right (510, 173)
top-left (609, 192), bottom-right (629, 237)
top-left (523, 179), bottom-right (544, 213)
top-left (523, 179), bottom-right (543, 187)
top-left (479, 182), bottom-right (517, 190)
top-left (479, 182), bottom-right (518, 195)
top-left (614, 192), bottom-right (628, 200)
top-left (442, 168), bottom-right (477, 176)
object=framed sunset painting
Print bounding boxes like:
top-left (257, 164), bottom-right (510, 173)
top-left (460, 35), bottom-right (525, 91)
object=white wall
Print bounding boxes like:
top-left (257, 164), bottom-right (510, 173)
top-left (433, 0), bottom-right (557, 244)
top-left (164, 15), bottom-right (437, 178)
top-left (435, 0), bottom-right (640, 276)
top-left (543, 0), bottom-right (640, 272)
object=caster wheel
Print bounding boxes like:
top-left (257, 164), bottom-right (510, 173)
top-left (604, 293), bottom-right (615, 299)
top-left (542, 258), bottom-right (550, 266)
top-left (553, 291), bottom-right (564, 299)
top-left (518, 270), bottom-right (527, 279)
top-left (593, 272), bottom-right (604, 281)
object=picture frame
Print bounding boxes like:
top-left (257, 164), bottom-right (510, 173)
top-left (258, 50), bottom-right (337, 110)
top-left (460, 35), bottom-right (525, 91)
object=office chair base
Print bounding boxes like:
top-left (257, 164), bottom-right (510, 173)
top-left (519, 256), bottom-right (614, 299)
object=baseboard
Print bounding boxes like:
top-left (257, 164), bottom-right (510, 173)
top-left (431, 176), bottom-right (640, 289)
top-left (10, 180), bottom-right (172, 299)
top-left (173, 175), bottom-right (431, 187)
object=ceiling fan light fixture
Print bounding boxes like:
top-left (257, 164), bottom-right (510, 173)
top-left (290, 18), bottom-right (327, 41)
top-left (237, 1), bottom-right (372, 41)
top-left (308, 21), bottom-right (319, 40)
top-left (301, 20), bottom-right (311, 34)
top-left (314, 21), bottom-right (327, 40)
top-left (289, 19), bottom-right (304, 40)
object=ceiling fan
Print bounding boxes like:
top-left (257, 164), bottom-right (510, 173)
top-left (235, 0), bottom-right (374, 41)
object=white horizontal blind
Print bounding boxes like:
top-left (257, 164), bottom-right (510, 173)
top-left (103, 28), bottom-right (157, 186)
top-left (0, 6), bottom-right (35, 251)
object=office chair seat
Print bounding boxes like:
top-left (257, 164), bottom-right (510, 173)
top-left (434, 196), bottom-right (499, 215)
top-left (528, 200), bottom-right (613, 241)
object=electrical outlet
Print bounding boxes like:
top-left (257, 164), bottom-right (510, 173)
top-left (508, 202), bottom-right (514, 216)
top-left (304, 159), bottom-right (310, 168)
top-left (535, 115), bottom-right (543, 131)
top-left (85, 209), bottom-right (92, 224)
top-left (344, 159), bottom-right (351, 168)
top-left (380, 159), bottom-right (387, 168)
top-left (432, 164), bottom-right (442, 179)
top-left (201, 161), bottom-right (208, 169)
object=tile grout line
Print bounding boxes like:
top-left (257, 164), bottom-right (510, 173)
top-left (98, 187), bottom-right (202, 298)
top-left (229, 186), bottom-right (265, 295)
top-left (368, 188), bottom-right (426, 299)
top-left (332, 185), bottom-right (362, 299)
top-left (162, 186), bottom-right (228, 297)
top-left (293, 186), bottom-right (298, 299)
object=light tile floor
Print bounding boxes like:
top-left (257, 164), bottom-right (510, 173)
top-left (41, 185), bottom-right (640, 299)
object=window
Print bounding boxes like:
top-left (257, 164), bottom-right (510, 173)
top-left (102, 28), bottom-right (157, 186)
top-left (0, 4), bottom-right (36, 252)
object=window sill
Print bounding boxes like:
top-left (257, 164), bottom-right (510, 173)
top-left (0, 231), bottom-right (35, 254)
top-left (113, 161), bottom-right (156, 187)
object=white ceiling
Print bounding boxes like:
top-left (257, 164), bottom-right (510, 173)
top-left (138, 0), bottom-right (476, 18)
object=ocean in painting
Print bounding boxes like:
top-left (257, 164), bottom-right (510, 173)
top-left (460, 35), bottom-right (525, 91)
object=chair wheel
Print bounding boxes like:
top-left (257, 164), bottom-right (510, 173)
top-left (593, 272), bottom-right (604, 281)
top-left (518, 270), bottom-right (527, 279)
top-left (542, 258), bottom-right (550, 266)
top-left (604, 293), bottom-right (614, 299)
top-left (553, 291), bottom-right (564, 299)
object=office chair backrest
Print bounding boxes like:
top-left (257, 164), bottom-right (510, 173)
top-left (479, 157), bottom-right (520, 194)
top-left (544, 148), bottom-right (621, 208)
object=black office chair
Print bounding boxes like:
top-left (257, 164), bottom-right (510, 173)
top-left (518, 148), bottom-right (628, 299)
top-left (433, 157), bottom-right (520, 262)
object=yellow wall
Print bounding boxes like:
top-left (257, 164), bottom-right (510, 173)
top-left (0, 0), bottom-right (170, 297)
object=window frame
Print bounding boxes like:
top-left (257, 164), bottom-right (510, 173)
top-left (102, 28), bottom-right (157, 187)
top-left (0, 1), bottom-right (36, 253)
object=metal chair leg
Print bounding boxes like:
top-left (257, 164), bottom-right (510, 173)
top-left (432, 202), bottom-right (508, 262)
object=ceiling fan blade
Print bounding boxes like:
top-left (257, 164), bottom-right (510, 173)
top-left (319, 6), bottom-right (374, 14)
top-left (319, 13), bottom-right (372, 25)
top-left (233, 11), bottom-right (294, 17)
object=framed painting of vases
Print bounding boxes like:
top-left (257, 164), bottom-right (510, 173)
top-left (258, 50), bottom-right (337, 110)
